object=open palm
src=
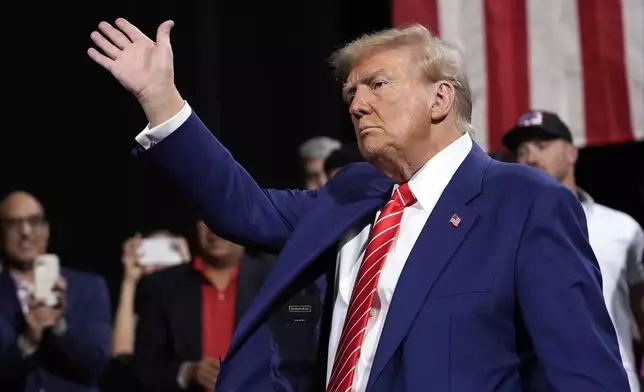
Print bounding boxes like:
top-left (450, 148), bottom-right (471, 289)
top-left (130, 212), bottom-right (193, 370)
top-left (88, 18), bottom-right (175, 102)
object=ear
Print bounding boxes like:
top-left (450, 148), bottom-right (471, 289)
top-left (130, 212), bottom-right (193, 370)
top-left (564, 142), bottom-right (578, 165)
top-left (430, 81), bottom-right (456, 122)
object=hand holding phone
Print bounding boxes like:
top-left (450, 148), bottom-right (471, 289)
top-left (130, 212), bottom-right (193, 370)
top-left (33, 254), bottom-right (60, 307)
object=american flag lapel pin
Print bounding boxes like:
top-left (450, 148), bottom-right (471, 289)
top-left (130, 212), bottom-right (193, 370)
top-left (449, 213), bottom-right (462, 228)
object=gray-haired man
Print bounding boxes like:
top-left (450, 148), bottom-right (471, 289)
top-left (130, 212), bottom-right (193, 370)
top-left (298, 136), bottom-right (341, 190)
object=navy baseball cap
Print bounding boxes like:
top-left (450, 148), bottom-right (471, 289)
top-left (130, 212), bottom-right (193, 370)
top-left (502, 111), bottom-right (573, 153)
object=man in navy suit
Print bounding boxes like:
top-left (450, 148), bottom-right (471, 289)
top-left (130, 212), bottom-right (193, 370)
top-left (88, 19), bottom-right (628, 391)
top-left (0, 191), bottom-right (111, 392)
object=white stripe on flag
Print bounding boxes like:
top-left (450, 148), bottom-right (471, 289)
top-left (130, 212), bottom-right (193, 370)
top-left (527, 0), bottom-right (586, 146)
top-left (437, 0), bottom-right (488, 151)
top-left (622, 0), bottom-right (644, 141)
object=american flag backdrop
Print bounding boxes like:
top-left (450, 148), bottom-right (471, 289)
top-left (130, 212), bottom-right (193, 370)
top-left (392, 0), bottom-right (644, 152)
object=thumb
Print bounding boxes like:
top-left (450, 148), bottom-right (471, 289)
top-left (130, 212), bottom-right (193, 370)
top-left (156, 20), bottom-right (175, 45)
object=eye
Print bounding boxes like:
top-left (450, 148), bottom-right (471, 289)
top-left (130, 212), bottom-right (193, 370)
top-left (372, 80), bottom-right (387, 89)
top-left (537, 141), bottom-right (551, 150)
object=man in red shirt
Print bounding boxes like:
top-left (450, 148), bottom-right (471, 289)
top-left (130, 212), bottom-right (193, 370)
top-left (134, 220), bottom-right (274, 391)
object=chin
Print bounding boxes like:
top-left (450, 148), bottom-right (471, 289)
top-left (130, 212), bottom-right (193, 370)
top-left (359, 139), bottom-right (389, 163)
top-left (9, 255), bottom-right (36, 269)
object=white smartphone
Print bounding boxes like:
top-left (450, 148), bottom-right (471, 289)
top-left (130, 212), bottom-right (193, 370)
top-left (138, 237), bottom-right (184, 266)
top-left (33, 254), bottom-right (60, 306)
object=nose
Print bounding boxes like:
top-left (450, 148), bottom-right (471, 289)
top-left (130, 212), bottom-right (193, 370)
top-left (19, 221), bottom-right (33, 236)
top-left (349, 86), bottom-right (373, 120)
top-left (522, 149), bottom-right (540, 167)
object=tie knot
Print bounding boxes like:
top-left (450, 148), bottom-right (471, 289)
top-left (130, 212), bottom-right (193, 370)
top-left (393, 183), bottom-right (416, 207)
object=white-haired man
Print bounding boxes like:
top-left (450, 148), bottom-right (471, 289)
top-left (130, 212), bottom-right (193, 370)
top-left (88, 19), bottom-right (628, 392)
top-left (299, 136), bottom-right (341, 190)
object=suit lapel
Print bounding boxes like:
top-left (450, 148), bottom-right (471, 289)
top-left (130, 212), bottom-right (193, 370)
top-left (0, 267), bottom-right (25, 331)
top-left (0, 268), bottom-right (19, 308)
top-left (226, 169), bottom-right (393, 360)
top-left (367, 143), bottom-right (491, 390)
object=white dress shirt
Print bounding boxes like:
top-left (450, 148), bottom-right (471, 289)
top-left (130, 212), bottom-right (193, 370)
top-left (580, 190), bottom-right (644, 392)
top-left (136, 102), bottom-right (473, 392)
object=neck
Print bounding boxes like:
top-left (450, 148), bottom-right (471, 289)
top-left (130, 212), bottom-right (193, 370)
top-left (8, 261), bottom-right (34, 283)
top-left (201, 253), bottom-right (240, 270)
top-left (201, 254), bottom-right (241, 290)
top-left (561, 177), bottom-right (577, 195)
top-left (560, 169), bottom-right (577, 194)
top-left (376, 127), bottom-right (462, 183)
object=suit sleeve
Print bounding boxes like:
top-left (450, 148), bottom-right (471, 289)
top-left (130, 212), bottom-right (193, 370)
top-left (134, 276), bottom-right (191, 392)
top-left (0, 314), bottom-right (35, 386)
top-left (134, 108), bottom-right (317, 253)
top-left (515, 184), bottom-right (630, 391)
top-left (38, 275), bottom-right (112, 384)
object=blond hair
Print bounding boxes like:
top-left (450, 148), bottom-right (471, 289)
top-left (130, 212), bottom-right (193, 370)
top-left (330, 24), bottom-right (475, 136)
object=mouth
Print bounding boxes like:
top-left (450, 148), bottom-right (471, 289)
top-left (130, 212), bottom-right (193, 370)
top-left (360, 125), bottom-right (378, 132)
top-left (359, 126), bottom-right (380, 137)
top-left (18, 240), bottom-right (35, 251)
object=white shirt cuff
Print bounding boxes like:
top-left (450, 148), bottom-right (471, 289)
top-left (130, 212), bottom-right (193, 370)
top-left (177, 362), bottom-right (192, 389)
top-left (135, 101), bottom-right (193, 150)
top-left (17, 334), bottom-right (38, 358)
top-left (52, 317), bottom-right (67, 336)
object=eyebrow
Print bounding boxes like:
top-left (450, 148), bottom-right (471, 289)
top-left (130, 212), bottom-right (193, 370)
top-left (342, 68), bottom-right (389, 102)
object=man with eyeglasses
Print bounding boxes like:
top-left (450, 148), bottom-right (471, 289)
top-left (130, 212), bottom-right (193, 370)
top-left (0, 191), bottom-right (111, 392)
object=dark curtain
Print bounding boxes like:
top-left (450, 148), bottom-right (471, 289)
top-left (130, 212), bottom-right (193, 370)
top-left (2, 0), bottom-right (388, 307)
top-left (1, 0), bottom-right (641, 310)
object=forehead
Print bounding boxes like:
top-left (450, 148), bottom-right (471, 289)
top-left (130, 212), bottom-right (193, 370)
top-left (1, 196), bottom-right (44, 218)
top-left (346, 47), bottom-right (414, 84)
top-left (517, 138), bottom-right (565, 151)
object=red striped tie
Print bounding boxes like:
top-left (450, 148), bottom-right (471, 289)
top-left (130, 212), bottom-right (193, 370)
top-left (326, 183), bottom-right (416, 392)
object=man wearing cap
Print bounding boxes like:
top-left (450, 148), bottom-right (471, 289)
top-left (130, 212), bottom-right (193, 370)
top-left (504, 110), bottom-right (644, 392)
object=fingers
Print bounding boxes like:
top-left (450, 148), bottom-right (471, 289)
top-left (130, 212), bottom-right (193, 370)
top-left (89, 31), bottom-right (121, 60)
top-left (123, 234), bottom-right (142, 254)
top-left (199, 358), bottom-right (221, 380)
top-left (87, 48), bottom-right (113, 71)
top-left (156, 20), bottom-right (175, 46)
top-left (54, 276), bottom-right (67, 292)
top-left (54, 293), bottom-right (66, 309)
top-left (198, 369), bottom-right (219, 387)
top-left (203, 357), bottom-right (220, 366)
top-left (98, 21), bottom-right (132, 49)
top-left (28, 297), bottom-right (46, 309)
top-left (115, 18), bottom-right (149, 43)
top-left (177, 237), bottom-right (191, 260)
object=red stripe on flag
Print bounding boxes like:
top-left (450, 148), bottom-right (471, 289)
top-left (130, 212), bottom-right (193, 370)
top-left (577, 0), bottom-right (633, 145)
top-left (484, 0), bottom-right (530, 152)
top-left (392, 0), bottom-right (440, 35)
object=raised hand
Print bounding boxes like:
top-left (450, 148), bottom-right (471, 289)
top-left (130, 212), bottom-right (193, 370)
top-left (88, 18), bottom-right (184, 126)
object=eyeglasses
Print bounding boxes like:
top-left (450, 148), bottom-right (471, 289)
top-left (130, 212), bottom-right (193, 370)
top-left (1, 214), bottom-right (47, 232)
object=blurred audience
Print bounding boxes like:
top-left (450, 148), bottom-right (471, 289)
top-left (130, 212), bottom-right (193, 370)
top-left (503, 111), bottom-right (644, 392)
top-left (323, 142), bottom-right (364, 180)
top-left (102, 231), bottom-right (191, 392)
top-left (112, 231), bottom-right (191, 356)
top-left (0, 191), bottom-right (111, 392)
top-left (298, 136), bottom-right (341, 190)
top-left (133, 220), bottom-right (274, 391)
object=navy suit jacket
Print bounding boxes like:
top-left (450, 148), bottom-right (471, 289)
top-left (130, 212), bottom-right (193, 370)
top-left (0, 265), bottom-right (111, 392)
top-left (135, 112), bottom-right (629, 391)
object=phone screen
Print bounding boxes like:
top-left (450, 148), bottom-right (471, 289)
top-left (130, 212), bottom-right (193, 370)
top-left (138, 237), bottom-right (184, 266)
top-left (33, 254), bottom-right (60, 306)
